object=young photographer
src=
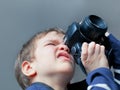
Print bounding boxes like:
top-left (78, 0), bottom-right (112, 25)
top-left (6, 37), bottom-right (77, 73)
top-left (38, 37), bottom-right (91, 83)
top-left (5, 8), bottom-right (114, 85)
top-left (15, 28), bottom-right (118, 90)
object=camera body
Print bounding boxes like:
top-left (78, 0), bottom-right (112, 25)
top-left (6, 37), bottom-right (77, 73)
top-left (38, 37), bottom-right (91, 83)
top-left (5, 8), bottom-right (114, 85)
top-left (64, 15), bottom-right (113, 74)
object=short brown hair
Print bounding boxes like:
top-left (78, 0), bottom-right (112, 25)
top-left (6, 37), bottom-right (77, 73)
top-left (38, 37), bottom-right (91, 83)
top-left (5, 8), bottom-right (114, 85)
top-left (14, 27), bottom-right (65, 90)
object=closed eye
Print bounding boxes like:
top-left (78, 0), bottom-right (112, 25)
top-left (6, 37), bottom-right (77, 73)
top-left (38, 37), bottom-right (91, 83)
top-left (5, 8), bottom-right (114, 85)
top-left (44, 39), bottom-right (60, 46)
top-left (47, 43), bottom-right (56, 46)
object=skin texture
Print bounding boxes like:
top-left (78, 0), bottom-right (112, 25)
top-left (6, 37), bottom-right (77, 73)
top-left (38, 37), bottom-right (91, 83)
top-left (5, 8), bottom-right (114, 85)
top-left (81, 42), bottom-right (109, 74)
top-left (22, 31), bottom-right (75, 90)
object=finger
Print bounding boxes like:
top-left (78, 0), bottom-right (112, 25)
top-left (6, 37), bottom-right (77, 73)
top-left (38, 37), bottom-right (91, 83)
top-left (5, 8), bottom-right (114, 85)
top-left (95, 44), bottom-right (100, 55)
top-left (88, 42), bottom-right (95, 56)
top-left (81, 42), bottom-right (88, 61)
top-left (100, 45), bottom-right (105, 54)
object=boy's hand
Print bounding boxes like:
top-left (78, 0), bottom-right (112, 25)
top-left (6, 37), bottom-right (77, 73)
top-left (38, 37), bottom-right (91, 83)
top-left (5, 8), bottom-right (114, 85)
top-left (81, 42), bottom-right (109, 74)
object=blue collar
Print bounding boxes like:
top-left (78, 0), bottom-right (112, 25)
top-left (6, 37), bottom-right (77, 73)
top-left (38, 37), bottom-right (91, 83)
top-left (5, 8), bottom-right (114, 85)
top-left (26, 82), bottom-right (54, 90)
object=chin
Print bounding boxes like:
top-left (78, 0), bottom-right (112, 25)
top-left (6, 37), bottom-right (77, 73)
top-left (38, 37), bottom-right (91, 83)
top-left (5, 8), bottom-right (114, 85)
top-left (60, 67), bottom-right (74, 80)
top-left (59, 64), bottom-right (74, 74)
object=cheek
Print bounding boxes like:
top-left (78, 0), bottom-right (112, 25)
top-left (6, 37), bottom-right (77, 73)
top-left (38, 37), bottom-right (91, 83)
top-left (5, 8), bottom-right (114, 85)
top-left (43, 48), bottom-right (56, 59)
top-left (35, 48), bottom-right (57, 64)
top-left (36, 47), bottom-right (56, 57)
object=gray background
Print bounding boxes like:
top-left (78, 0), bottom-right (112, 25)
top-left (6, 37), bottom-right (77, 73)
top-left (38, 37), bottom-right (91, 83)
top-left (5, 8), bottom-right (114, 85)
top-left (0, 0), bottom-right (120, 89)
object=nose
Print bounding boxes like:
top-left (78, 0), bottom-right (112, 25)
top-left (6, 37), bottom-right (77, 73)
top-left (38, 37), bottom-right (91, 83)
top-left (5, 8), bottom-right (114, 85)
top-left (58, 43), bottom-right (70, 53)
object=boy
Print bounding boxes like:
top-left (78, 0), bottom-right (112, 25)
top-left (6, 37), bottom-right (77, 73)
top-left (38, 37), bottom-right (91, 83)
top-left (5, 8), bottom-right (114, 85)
top-left (15, 28), bottom-right (118, 90)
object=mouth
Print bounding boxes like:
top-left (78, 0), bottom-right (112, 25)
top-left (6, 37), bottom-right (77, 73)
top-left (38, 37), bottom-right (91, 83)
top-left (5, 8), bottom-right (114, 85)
top-left (57, 52), bottom-right (71, 61)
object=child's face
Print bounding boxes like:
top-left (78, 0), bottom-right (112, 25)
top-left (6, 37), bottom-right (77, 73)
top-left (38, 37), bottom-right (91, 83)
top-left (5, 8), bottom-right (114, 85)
top-left (33, 31), bottom-right (75, 77)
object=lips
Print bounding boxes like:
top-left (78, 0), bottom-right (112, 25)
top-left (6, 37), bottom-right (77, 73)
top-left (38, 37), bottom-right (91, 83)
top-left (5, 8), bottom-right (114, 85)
top-left (57, 52), bottom-right (71, 61)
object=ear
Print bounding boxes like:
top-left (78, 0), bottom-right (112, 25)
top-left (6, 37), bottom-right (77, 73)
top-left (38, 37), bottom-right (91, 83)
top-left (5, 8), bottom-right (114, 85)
top-left (21, 61), bottom-right (36, 77)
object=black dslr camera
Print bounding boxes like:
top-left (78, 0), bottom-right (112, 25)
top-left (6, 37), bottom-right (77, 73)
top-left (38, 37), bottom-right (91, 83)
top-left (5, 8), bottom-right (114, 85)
top-left (64, 15), bottom-right (113, 74)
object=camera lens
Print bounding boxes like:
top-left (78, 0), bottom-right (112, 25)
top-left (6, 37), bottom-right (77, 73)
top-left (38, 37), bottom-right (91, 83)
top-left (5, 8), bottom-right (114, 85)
top-left (80, 15), bottom-right (108, 42)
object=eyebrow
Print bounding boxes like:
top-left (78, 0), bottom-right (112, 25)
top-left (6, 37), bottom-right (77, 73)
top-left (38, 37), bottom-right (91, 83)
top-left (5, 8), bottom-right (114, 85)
top-left (43, 39), bottom-right (62, 44)
top-left (47, 39), bottom-right (60, 42)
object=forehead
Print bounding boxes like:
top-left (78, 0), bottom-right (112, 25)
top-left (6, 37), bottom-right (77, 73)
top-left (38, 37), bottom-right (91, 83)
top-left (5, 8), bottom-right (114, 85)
top-left (37, 31), bottom-right (64, 43)
top-left (45, 31), bottom-right (64, 38)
